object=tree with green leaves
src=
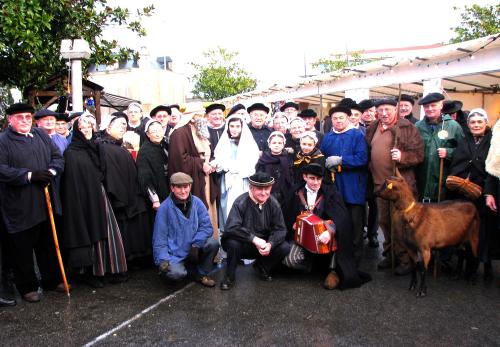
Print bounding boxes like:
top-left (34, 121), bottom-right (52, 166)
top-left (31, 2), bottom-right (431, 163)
top-left (190, 47), bottom-right (257, 101)
top-left (0, 0), bottom-right (154, 93)
top-left (450, 4), bottom-right (500, 43)
top-left (312, 52), bottom-right (379, 74)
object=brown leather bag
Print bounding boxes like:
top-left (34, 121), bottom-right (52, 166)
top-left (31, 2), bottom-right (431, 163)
top-left (445, 175), bottom-right (482, 200)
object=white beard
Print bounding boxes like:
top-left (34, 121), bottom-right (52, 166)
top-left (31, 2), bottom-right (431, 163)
top-left (195, 118), bottom-right (210, 140)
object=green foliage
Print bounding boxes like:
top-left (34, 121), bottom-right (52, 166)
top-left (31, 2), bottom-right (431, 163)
top-left (450, 4), bottom-right (500, 43)
top-left (190, 47), bottom-right (257, 101)
top-left (0, 0), bottom-right (154, 91)
top-left (312, 52), bottom-right (377, 74)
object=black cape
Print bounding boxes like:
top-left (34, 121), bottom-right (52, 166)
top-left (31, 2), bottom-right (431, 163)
top-left (136, 138), bottom-right (169, 203)
top-left (283, 183), bottom-right (371, 289)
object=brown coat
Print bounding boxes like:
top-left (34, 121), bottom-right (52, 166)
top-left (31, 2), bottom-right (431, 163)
top-left (365, 118), bottom-right (424, 197)
top-left (168, 124), bottom-right (218, 207)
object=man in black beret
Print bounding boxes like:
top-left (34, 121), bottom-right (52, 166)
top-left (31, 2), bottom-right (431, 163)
top-left (358, 99), bottom-right (377, 132)
top-left (0, 103), bottom-right (65, 302)
top-left (397, 94), bottom-right (418, 124)
top-left (35, 109), bottom-right (69, 154)
top-left (55, 113), bottom-right (72, 141)
top-left (220, 172), bottom-right (290, 290)
top-left (298, 109), bottom-right (323, 145)
top-left (280, 101), bottom-right (299, 120)
top-left (205, 103), bottom-right (226, 149)
top-left (247, 103), bottom-right (272, 152)
top-left (415, 92), bottom-right (464, 202)
top-left (282, 163), bottom-right (371, 289)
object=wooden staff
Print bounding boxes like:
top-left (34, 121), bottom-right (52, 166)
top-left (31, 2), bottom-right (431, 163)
top-left (44, 186), bottom-right (70, 297)
top-left (437, 158), bottom-right (444, 203)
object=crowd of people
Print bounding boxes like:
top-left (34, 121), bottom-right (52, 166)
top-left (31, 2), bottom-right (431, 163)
top-left (0, 93), bottom-right (498, 306)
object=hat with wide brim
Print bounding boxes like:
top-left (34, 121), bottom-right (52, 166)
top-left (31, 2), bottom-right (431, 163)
top-left (298, 109), bottom-right (317, 118)
top-left (6, 103), bottom-right (35, 116)
top-left (442, 100), bottom-right (463, 114)
top-left (248, 103), bottom-right (270, 114)
top-left (280, 102), bottom-right (299, 112)
top-left (328, 106), bottom-right (352, 117)
top-left (249, 172), bottom-right (275, 187)
top-left (302, 163), bottom-right (325, 177)
top-left (150, 105), bottom-right (171, 118)
top-left (205, 103), bottom-right (226, 114)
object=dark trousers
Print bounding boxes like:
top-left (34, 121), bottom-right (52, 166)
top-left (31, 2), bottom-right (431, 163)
top-left (346, 203), bottom-right (365, 264)
top-left (222, 238), bottom-right (290, 281)
top-left (7, 221), bottom-right (61, 295)
top-left (366, 197), bottom-right (379, 239)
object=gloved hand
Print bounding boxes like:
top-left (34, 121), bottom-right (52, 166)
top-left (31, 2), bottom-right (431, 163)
top-left (158, 261), bottom-right (170, 273)
top-left (325, 156), bottom-right (342, 169)
top-left (188, 246), bottom-right (199, 263)
top-left (31, 170), bottom-right (53, 185)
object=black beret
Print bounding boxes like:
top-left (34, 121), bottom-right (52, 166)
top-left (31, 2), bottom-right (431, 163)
top-left (34, 108), bottom-right (58, 120)
top-left (338, 98), bottom-right (357, 109)
top-left (302, 163), bottom-right (325, 177)
top-left (56, 113), bottom-right (70, 122)
top-left (247, 103), bottom-right (269, 114)
top-left (5, 103), bottom-right (34, 116)
top-left (399, 94), bottom-right (415, 105)
top-left (249, 172), bottom-right (275, 187)
top-left (205, 103), bottom-right (226, 114)
top-left (328, 106), bottom-right (352, 117)
top-left (358, 99), bottom-right (375, 112)
top-left (227, 103), bottom-right (246, 116)
top-left (280, 102), bottom-right (299, 112)
top-left (442, 100), bottom-right (463, 114)
top-left (150, 105), bottom-right (171, 118)
top-left (374, 98), bottom-right (398, 107)
top-left (169, 104), bottom-right (180, 111)
top-left (418, 92), bottom-right (445, 105)
top-left (298, 109), bottom-right (317, 118)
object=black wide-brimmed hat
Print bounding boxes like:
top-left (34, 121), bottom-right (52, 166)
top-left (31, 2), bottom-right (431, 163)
top-left (298, 109), bottom-right (317, 118)
top-left (328, 105), bottom-right (352, 117)
top-left (6, 103), bottom-right (35, 116)
top-left (55, 113), bottom-right (70, 122)
top-left (280, 101), bottom-right (299, 112)
top-left (247, 103), bottom-right (269, 114)
top-left (205, 103), bottom-right (226, 114)
top-left (418, 92), bottom-right (444, 105)
top-left (249, 172), bottom-right (275, 187)
top-left (442, 100), bottom-right (463, 114)
top-left (150, 105), bottom-right (171, 118)
top-left (302, 163), bottom-right (325, 177)
top-left (358, 99), bottom-right (375, 112)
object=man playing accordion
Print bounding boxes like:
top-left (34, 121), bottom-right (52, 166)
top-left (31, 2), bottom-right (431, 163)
top-left (282, 163), bottom-right (371, 289)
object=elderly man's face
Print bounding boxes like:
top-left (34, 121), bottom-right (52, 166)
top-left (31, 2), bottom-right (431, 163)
top-left (153, 111), bottom-right (170, 128)
top-left (331, 112), bottom-right (350, 132)
top-left (301, 117), bottom-right (316, 131)
top-left (398, 101), bottom-right (413, 118)
top-left (127, 105), bottom-right (142, 124)
top-left (171, 184), bottom-right (191, 201)
top-left (377, 105), bottom-right (397, 126)
top-left (249, 185), bottom-right (273, 204)
top-left (8, 112), bottom-right (33, 133)
top-left (423, 101), bottom-right (443, 120)
top-left (273, 116), bottom-right (288, 134)
top-left (361, 107), bottom-right (376, 123)
top-left (250, 110), bottom-right (267, 128)
top-left (207, 109), bottom-right (224, 128)
top-left (169, 108), bottom-right (182, 126)
top-left (36, 115), bottom-right (57, 134)
top-left (283, 107), bottom-right (298, 119)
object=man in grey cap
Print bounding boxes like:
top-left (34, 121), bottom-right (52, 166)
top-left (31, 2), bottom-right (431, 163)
top-left (415, 93), bottom-right (464, 202)
top-left (152, 172), bottom-right (219, 287)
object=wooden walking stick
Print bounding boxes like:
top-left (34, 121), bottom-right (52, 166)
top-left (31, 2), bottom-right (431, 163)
top-left (44, 186), bottom-right (70, 297)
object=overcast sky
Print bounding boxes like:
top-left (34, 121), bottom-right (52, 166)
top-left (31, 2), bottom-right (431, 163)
top-left (106, 0), bottom-right (494, 87)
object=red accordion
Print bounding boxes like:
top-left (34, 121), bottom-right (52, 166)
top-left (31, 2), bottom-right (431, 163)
top-left (294, 211), bottom-right (337, 254)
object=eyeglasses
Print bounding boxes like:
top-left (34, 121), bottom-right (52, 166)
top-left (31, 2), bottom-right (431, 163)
top-left (11, 114), bottom-right (33, 121)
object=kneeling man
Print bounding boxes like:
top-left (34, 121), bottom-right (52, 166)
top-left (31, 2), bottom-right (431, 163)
top-left (220, 172), bottom-right (290, 290)
top-left (283, 163), bottom-right (371, 289)
top-left (153, 172), bottom-right (218, 287)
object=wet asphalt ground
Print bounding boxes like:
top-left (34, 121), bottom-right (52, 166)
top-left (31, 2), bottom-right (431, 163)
top-left (1, 239), bottom-right (499, 347)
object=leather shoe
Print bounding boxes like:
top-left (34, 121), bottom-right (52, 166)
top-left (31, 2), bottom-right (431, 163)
top-left (253, 262), bottom-right (272, 281)
top-left (23, 291), bottom-right (40, 303)
top-left (394, 263), bottom-right (413, 276)
top-left (196, 275), bottom-right (216, 288)
top-left (368, 236), bottom-right (379, 248)
top-left (220, 277), bottom-right (234, 290)
top-left (377, 257), bottom-right (393, 270)
top-left (0, 296), bottom-right (16, 307)
top-left (323, 271), bottom-right (340, 290)
top-left (54, 282), bottom-right (71, 293)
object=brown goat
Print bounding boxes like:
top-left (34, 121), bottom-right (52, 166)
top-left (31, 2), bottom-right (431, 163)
top-left (377, 174), bottom-right (480, 297)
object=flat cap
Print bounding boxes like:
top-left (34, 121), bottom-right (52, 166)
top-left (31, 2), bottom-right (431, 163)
top-left (205, 103), bottom-right (226, 114)
top-left (418, 92), bottom-right (445, 105)
top-left (442, 100), bottom-right (463, 115)
top-left (227, 103), bottom-right (246, 116)
top-left (302, 163), bottom-right (325, 177)
top-left (280, 102), bottom-right (299, 112)
top-left (374, 98), bottom-right (398, 107)
top-left (248, 103), bottom-right (269, 114)
top-left (249, 172), bottom-right (275, 187)
top-left (328, 105), bottom-right (352, 117)
top-left (150, 105), bottom-right (171, 118)
top-left (170, 172), bottom-right (193, 185)
top-left (6, 103), bottom-right (35, 116)
top-left (298, 109), bottom-right (317, 118)
top-left (358, 99), bottom-right (375, 112)
top-left (34, 109), bottom-right (58, 120)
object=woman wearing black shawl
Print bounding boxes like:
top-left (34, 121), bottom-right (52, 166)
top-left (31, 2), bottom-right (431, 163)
top-left (61, 114), bottom-right (127, 287)
top-left (255, 131), bottom-right (293, 206)
top-left (292, 131), bottom-right (328, 185)
top-left (97, 113), bottom-right (152, 265)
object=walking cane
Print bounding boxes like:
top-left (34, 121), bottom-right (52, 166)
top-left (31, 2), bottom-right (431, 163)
top-left (44, 186), bottom-right (70, 297)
